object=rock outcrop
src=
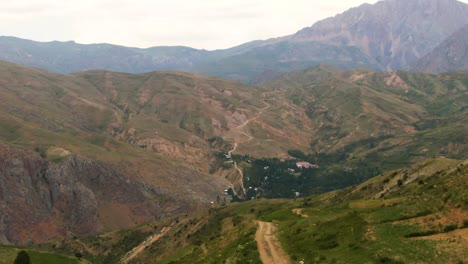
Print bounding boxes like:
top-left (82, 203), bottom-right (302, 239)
top-left (0, 143), bottom-right (163, 245)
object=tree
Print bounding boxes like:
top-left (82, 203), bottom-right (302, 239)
top-left (397, 179), bottom-right (403, 187)
top-left (75, 252), bottom-right (83, 259)
top-left (14, 250), bottom-right (31, 264)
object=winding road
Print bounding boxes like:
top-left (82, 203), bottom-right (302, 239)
top-left (226, 96), bottom-right (273, 197)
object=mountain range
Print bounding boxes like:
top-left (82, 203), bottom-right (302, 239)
top-left (1, 0), bottom-right (468, 82)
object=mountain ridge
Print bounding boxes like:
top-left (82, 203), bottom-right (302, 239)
top-left (1, 0), bottom-right (468, 82)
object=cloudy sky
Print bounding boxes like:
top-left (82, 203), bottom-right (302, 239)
top-left (1, 0), bottom-right (468, 50)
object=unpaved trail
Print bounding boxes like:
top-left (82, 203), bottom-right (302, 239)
top-left (226, 97), bottom-right (272, 197)
top-left (121, 226), bottom-right (172, 264)
top-left (74, 239), bottom-right (95, 255)
top-left (293, 208), bottom-right (309, 218)
top-left (256, 221), bottom-right (290, 264)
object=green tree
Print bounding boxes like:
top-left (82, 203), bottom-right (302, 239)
top-left (14, 250), bottom-right (31, 264)
top-left (397, 179), bottom-right (403, 187)
top-left (75, 251), bottom-right (83, 259)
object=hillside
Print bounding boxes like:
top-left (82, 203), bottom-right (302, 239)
top-left (32, 157), bottom-right (467, 263)
top-left (412, 24), bottom-right (468, 73)
top-left (0, 143), bottom-right (163, 245)
top-left (0, 61), bottom-right (255, 244)
top-left (1, 0), bottom-right (468, 82)
top-left (263, 67), bottom-right (467, 168)
top-left (0, 61), bottom-right (466, 247)
top-left (0, 60), bottom-right (318, 244)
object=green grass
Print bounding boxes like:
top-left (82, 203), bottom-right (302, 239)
top-left (0, 246), bottom-right (80, 264)
top-left (0, 116), bottom-right (21, 141)
top-left (158, 245), bottom-right (196, 264)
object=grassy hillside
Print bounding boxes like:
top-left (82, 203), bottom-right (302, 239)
top-left (2, 60), bottom-right (465, 173)
top-left (43, 157), bottom-right (467, 263)
top-left (0, 246), bottom-right (83, 264)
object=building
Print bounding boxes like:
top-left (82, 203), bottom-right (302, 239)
top-left (296, 161), bottom-right (318, 169)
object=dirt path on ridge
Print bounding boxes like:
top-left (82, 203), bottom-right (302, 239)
top-left (121, 226), bottom-right (172, 264)
top-left (255, 221), bottom-right (291, 264)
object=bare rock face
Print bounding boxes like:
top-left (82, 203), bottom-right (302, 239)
top-left (0, 143), bottom-right (163, 245)
top-left (412, 24), bottom-right (468, 73)
top-left (292, 0), bottom-right (468, 70)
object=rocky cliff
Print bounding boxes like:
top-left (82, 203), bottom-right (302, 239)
top-left (0, 143), bottom-right (163, 245)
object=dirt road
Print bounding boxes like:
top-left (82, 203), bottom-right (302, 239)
top-left (293, 208), bottom-right (309, 218)
top-left (121, 226), bottom-right (172, 264)
top-left (226, 98), bottom-right (272, 197)
top-left (255, 221), bottom-right (290, 264)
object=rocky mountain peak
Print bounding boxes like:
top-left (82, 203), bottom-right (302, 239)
top-left (292, 0), bottom-right (468, 70)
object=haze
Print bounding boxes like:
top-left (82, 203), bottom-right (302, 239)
top-left (1, 0), bottom-right (468, 50)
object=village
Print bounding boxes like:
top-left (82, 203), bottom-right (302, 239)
top-left (217, 150), bottom-right (381, 201)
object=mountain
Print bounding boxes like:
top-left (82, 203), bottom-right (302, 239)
top-left (293, 0), bottom-right (468, 70)
top-left (2, 0), bottom-right (468, 82)
top-left (0, 36), bottom-right (379, 84)
top-left (0, 36), bottom-right (211, 73)
top-left (23, 157), bottom-right (466, 263)
top-left (196, 40), bottom-right (382, 84)
top-left (412, 24), bottom-right (468, 73)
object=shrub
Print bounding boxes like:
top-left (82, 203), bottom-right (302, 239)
top-left (222, 161), bottom-right (233, 169)
top-left (288, 149), bottom-right (307, 159)
top-left (14, 251), bottom-right (31, 264)
top-left (75, 252), bottom-right (83, 259)
top-left (397, 179), bottom-right (403, 187)
top-left (405, 230), bottom-right (438, 238)
top-left (443, 224), bottom-right (458, 233)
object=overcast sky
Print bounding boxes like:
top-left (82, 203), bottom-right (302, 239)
top-left (1, 0), bottom-right (468, 50)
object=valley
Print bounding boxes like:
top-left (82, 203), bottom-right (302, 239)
top-left (0, 0), bottom-right (467, 262)
top-left (0, 59), bottom-right (466, 263)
